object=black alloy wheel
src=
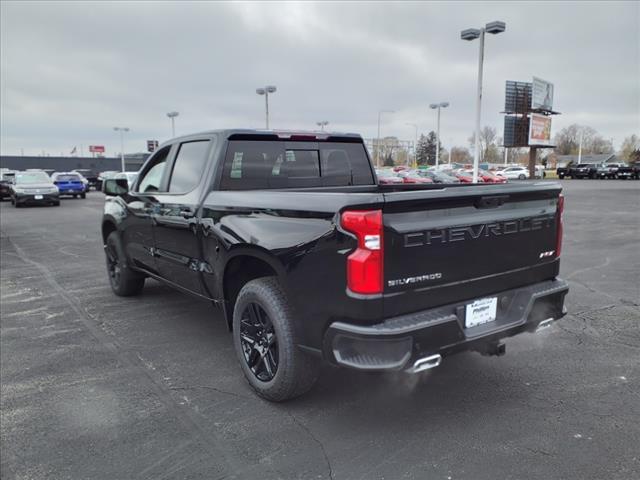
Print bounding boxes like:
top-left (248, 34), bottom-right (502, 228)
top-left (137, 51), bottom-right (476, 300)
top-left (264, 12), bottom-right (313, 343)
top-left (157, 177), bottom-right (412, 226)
top-left (105, 241), bottom-right (122, 290)
top-left (239, 302), bottom-right (279, 382)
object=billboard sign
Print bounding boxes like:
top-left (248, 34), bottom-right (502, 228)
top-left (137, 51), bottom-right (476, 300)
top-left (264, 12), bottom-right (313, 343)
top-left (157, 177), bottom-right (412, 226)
top-left (89, 145), bottom-right (105, 153)
top-left (531, 76), bottom-right (554, 111)
top-left (528, 113), bottom-right (552, 146)
top-left (147, 140), bottom-right (159, 153)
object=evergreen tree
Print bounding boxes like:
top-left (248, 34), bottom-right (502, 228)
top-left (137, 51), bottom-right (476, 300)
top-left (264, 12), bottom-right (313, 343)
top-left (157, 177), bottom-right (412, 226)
top-left (416, 134), bottom-right (429, 166)
top-left (425, 131), bottom-right (443, 165)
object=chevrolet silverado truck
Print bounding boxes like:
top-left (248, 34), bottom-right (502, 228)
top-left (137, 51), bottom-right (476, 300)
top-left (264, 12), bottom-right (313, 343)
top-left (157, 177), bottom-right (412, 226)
top-left (101, 129), bottom-right (568, 401)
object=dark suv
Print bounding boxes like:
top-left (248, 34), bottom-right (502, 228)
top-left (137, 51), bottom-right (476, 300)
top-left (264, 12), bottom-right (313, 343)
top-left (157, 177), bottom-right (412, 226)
top-left (567, 163), bottom-right (597, 179)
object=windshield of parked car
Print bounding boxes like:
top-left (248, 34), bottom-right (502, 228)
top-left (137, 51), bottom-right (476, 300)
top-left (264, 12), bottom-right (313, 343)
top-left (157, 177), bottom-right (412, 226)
top-left (14, 172), bottom-right (51, 184)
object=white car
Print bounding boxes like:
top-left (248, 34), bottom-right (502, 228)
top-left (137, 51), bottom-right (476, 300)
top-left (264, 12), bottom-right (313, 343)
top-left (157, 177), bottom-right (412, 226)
top-left (495, 166), bottom-right (530, 180)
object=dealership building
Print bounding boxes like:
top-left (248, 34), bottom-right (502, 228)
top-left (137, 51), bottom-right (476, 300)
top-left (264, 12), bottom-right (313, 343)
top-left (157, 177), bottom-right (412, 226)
top-left (0, 153), bottom-right (149, 173)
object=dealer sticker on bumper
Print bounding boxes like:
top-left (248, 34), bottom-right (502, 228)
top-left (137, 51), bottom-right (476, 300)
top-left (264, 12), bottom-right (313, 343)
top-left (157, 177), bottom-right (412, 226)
top-left (34, 195), bottom-right (43, 200)
top-left (465, 297), bottom-right (498, 328)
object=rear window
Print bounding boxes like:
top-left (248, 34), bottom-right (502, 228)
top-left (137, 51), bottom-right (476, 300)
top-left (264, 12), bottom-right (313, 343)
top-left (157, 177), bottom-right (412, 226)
top-left (55, 174), bottom-right (81, 182)
top-left (220, 140), bottom-right (374, 190)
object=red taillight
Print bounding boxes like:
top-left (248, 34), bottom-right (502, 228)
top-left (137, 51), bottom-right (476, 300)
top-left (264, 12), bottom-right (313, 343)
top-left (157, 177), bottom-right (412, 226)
top-left (341, 209), bottom-right (383, 294)
top-left (556, 194), bottom-right (564, 257)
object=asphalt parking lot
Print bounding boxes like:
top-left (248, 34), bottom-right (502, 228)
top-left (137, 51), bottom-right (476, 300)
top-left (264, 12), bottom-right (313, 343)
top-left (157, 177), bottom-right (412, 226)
top-left (1, 180), bottom-right (639, 480)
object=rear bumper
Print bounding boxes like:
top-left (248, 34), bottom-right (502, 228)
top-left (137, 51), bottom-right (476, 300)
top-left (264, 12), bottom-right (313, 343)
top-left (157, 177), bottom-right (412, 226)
top-left (324, 278), bottom-right (569, 371)
top-left (14, 193), bottom-right (59, 205)
top-left (58, 188), bottom-right (85, 195)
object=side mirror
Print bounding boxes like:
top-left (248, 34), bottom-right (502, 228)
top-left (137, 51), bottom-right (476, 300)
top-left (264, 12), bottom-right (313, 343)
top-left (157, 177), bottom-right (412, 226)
top-left (102, 178), bottom-right (129, 196)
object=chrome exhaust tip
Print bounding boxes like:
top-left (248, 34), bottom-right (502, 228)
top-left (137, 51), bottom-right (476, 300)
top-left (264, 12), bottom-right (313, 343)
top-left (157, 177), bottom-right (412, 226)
top-left (536, 317), bottom-right (554, 332)
top-left (406, 354), bottom-right (442, 374)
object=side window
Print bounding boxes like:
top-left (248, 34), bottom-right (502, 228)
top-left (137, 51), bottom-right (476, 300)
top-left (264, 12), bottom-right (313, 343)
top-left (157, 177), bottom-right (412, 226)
top-left (137, 146), bottom-right (170, 193)
top-left (168, 140), bottom-right (210, 193)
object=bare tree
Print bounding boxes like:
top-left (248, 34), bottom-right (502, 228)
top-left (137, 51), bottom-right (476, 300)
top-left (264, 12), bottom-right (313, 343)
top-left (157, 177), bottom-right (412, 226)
top-left (469, 126), bottom-right (498, 161)
top-left (450, 146), bottom-right (472, 164)
top-left (620, 134), bottom-right (640, 161)
top-left (553, 124), bottom-right (614, 155)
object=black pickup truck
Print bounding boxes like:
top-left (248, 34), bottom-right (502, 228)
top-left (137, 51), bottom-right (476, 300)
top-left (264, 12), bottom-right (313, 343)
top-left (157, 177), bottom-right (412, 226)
top-left (101, 129), bottom-right (568, 401)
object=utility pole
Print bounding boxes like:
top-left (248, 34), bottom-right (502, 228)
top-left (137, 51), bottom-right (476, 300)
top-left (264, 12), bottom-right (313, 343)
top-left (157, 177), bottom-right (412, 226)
top-left (376, 110), bottom-right (394, 167)
top-left (461, 21), bottom-right (506, 182)
top-left (113, 127), bottom-right (130, 172)
top-left (167, 111), bottom-right (179, 137)
top-left (405, 123), bottom-right (418, 167)
top-left (430, 102), bottom-right (449, 167)
top-left (256, 86), bottom-right (277, 129)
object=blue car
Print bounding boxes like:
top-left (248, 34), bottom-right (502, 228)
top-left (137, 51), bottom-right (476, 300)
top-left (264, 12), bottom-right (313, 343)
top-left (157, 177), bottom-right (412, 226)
top-left (51, 172), bottom-right (86, 198)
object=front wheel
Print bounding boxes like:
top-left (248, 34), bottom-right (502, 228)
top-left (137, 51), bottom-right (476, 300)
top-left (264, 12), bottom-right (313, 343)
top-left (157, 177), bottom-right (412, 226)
top-left (233, 277), bottom-right (319, 402)
top-left (105, 231), bottom-right (145, 296)
top-left (558, 174), bottom-right (565, 179)
top-left (80, 193), bottom-right (86, 199)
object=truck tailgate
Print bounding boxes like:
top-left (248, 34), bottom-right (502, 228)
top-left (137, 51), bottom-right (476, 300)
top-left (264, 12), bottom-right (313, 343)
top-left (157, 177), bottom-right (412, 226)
top-left (382, 183), bottom-right (562, 317)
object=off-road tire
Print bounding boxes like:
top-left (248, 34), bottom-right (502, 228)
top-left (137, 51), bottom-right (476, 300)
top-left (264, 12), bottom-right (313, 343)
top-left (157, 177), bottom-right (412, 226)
top-left (233, 276), bottom-right (319, 402)
top-left (105, 231), bottom-right (145, 296)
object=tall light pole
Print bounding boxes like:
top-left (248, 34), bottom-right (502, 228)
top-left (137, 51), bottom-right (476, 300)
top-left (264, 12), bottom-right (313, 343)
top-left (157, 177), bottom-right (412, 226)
top-left (316, 121), bottom-right (329, 131)
top-left (429, 102), bottom-right (449, 167)
top-left (256, 85), bottom-right (277, 129)
top-left (113, 127), bottom-right (129, 172)
top-left (577, 128), bottom-right (584, 164)
top-left (167, 111), bottom-right (179, 137)
top-left (461, 21), bottom-right (506, 182)
top-left (406, 123), bottom-right (418, 167)
top-left (376, 110), bottom-right (394, 167)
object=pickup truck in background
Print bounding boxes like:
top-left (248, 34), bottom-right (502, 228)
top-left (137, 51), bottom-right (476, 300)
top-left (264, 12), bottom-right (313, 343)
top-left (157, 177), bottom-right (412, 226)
top-left (101, 129), bottom-right (568, 401)
top-left (567, 163), bottom-right (598, 179)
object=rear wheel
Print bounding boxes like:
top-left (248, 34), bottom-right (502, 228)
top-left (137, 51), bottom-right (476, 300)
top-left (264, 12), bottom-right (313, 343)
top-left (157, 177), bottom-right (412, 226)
top-left (558, 174), bottom-right (565, 179)
top-left (518, 174), bottom-right (526, 180)
top-left (233, 277), bottom-right (319, 402)
top-left (105, 231), bottom-right (145, 296)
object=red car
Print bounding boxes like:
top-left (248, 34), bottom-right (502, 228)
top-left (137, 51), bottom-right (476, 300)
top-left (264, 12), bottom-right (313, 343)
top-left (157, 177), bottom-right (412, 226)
top-left (465, 169), bottom-right (507, 184)
top-left (451, 170), bottom-right (483, 183)
top-left (376, 169), bottom-right (404, 184)
top-left (397, 170), bottom-right (433, 184)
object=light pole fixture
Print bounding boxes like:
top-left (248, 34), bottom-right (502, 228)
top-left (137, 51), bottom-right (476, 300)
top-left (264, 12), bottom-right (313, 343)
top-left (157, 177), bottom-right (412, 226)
top-left (429, 102), bottom-right (449, 167)
top-left (167, 111), bottom-right (179, 137)
top-left (461, 20), bottom-right (506, 182)
top-left (376, 110), bottom-right (394, 167)
top-left (405, 123), bottom-right (418, 167)
top-left (256, 85), bottom-right (277, 129)
top-left (316, 121), bottom-right (329, 131)
top-left (113, 127), bottom-right (130, 172)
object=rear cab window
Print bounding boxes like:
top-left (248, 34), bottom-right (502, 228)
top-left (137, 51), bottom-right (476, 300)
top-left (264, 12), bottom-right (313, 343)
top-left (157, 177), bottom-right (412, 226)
top-left (220, 139), bottom-right (374, 190)
top-left (168, 140), bottom-right (211, 193)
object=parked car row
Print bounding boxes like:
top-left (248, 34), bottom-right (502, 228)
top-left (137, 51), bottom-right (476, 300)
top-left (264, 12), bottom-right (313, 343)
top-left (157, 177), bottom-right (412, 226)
top-left (375, 165), bottom-right (518, 185)
top-left (556, 162), bottom-right (639, 180)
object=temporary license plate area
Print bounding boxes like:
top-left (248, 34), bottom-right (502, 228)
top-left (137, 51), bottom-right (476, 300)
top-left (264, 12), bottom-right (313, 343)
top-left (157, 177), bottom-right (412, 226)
top-left (34, 195), bottom-right (43, 200)
top-left (465, 297), bottom-right (497, 328)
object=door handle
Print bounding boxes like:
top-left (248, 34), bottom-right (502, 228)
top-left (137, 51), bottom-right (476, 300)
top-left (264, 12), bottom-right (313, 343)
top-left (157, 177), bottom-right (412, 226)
top-left (180, 208), bottom-right (195, 219)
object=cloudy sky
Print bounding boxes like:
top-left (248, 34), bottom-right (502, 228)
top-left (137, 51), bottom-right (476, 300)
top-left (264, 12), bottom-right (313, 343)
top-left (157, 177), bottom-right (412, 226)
top-left (1, 1), bottom-right (638, 156)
